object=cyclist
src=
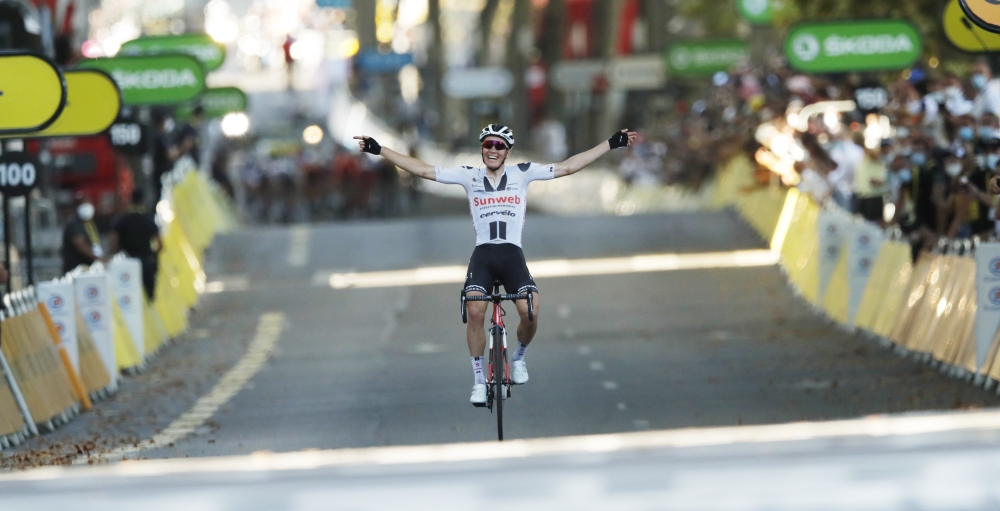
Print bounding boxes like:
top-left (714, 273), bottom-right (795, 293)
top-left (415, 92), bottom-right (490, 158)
top-left (354, 125), bottom-right (636, 405)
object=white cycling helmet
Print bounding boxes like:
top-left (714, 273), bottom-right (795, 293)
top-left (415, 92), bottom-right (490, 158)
top-left (479, 124), bottom-right (515, 147)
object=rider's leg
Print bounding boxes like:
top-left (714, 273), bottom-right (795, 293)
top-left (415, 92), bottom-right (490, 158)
top-left (514, 291), bottom-right (540, 347)
top-left (466, 292), bottom-right (488, 357)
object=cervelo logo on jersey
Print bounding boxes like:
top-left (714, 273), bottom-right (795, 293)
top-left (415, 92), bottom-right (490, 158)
top-left (474, 195), bottom-right (521, 207)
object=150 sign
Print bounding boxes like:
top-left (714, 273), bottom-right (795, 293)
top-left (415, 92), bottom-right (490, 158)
top-left (0, 152), bottom-right (39, 196)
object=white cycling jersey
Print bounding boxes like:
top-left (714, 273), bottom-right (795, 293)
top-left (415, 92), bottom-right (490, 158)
top-left (436, 162), bottom-right (555, 247)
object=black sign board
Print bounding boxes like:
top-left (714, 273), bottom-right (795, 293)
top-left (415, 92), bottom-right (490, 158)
top-left (108, 121), bottom-right (146, 154)
top-left (0, 151), bottom-right (40, 196)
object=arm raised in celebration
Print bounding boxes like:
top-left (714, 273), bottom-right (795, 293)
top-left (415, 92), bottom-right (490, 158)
top-left (353, 135), bottom-right (436, 180)
top-left (552, 129), bottom-right (637, 178)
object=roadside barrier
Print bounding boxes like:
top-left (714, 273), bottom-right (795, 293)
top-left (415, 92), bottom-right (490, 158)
top-left (716, 155), bottom-right (1000, 393)
top-left (0, 161), bottom-right (234, 451)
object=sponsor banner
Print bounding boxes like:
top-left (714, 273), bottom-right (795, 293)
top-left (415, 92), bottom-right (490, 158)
top-left (960, 0), bottom-right (1000, 34)
top-left (442, 67), bottom-right (513, 98)
top-left (944, 0), bottom-right (1000, 52)
top-left (551, 60), bottom-right (604, 91)
top-left (1, 69), bottom-right (121, 139)
top-left (785, 20), bottom-right (921, 73)
top-left (108, 258), bottom-right (145, 360)
top-left (975, 243), bottom-right (1000, 370)
top-left (118, 34), bottom-right (226, 71)
top-left (817, 209), bottom-right (849, 301)
top-left (355, 50), bottom-right (413, 73)
top-left (738, 0), bottom-right (771, 25)
top-left (0, 53), bottom-right (66, 134)
top-left (666, 40), bottom-right (749, 77)
top-left (847, 219), bottom-right (883, 325)
top-left (74, 273), bottom-right (117, 381)
top-left (37, 282), bottom-right (78, 373)
top-left (78, 55), bottom-right (206, 106)
top-left (176, 86), bottom-right (248, 120)
top-left (607, 56), bottom-right (666, 90)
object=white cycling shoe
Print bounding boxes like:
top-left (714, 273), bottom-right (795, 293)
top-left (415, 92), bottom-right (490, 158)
top-left (512, 360), bottom-right (529, 385)
top-left (470, 383), bottom-right (487, 406)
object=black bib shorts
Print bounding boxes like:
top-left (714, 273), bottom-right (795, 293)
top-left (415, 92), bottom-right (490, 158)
top-left (463, 243), bottom-right (538, 296)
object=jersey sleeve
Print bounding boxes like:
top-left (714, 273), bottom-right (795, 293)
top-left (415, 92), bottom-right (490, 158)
top-left (515, 162), bottom-right (555, 182)
top-left (435, 166), bottom-right (469, 186)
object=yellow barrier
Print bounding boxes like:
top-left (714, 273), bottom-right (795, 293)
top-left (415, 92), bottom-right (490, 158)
top-left (856, 241), bottom-right (911, 333)
top-left (75, 309), bottom-right (112, 396)
top-left (37, 302), bottom-right (91, 410)
top-left (0, 372), bottom-right (26, 439)
top-left (112, 298), bottom-right (143, 372)
top-left (1, 310), bottom-right (78, 426)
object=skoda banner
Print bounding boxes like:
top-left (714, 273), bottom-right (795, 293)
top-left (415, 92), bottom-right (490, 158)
top-left (118, 34), bottom-right (226, 71)
top-left (976, 243), bottom-right (1000, 370)
top-left (177, 86), bottom-right (248, 119)
top-left (785, 20), bottom-right (921, 73)
top-left (738, 0), bottom-right (771, 25)
top-left (78, 55), bottom-right (206, 106)
top-left (666, 40), bottom-right (749, 77)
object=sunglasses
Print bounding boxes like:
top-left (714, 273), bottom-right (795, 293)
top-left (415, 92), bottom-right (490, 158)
top-left (482, 141), bottom-right (509, 150)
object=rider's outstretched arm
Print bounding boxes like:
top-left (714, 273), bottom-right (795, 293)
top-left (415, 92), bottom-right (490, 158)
top-left (553, 129), bottom-right (637, 178)
top-left (353, 135), bottom-right (436, 180)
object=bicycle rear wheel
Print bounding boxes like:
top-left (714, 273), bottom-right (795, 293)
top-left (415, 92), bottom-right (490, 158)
top-left (492, 326), bottom-right (505, 441)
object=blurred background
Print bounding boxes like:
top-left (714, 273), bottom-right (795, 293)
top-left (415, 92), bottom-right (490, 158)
top-left (8, 0), bottom-right (1000, 507)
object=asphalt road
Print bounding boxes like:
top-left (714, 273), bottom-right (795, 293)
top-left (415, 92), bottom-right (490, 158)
top-left (3, 208), bottom-right (999, 468)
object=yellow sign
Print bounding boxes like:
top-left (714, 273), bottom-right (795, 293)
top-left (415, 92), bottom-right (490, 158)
top-left (0, 54), bottom-right (66, 134)
top-left (961, 0), bottom-right (1000, 34)
top-left (946, 0), bottom-right (1000, 51)
top-left (1, 70), bottom-right (122, 139)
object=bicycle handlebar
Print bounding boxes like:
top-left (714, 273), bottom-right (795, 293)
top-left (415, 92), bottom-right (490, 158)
top-left (461, 291), bottom-right (534, 323)
top-left (464, 293), bottom-right (531, 302)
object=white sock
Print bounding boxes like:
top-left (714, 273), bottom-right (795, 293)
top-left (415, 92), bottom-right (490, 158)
top-left (512, 342), bottom-right (529, 362)
top-left (471, 356), bottom-right (486, 384)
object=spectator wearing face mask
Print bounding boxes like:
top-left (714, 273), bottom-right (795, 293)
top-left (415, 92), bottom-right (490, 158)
top-left (972, 60), bottom-right (1000, 119)
top-left (61, 199), bottom-right (102, 273)
top-left (828, 131), bottom-right (865, 211)
top-left (940, 155), bottom-right (989, 239)
top-left (976, 113), bottom-right (1000, 155)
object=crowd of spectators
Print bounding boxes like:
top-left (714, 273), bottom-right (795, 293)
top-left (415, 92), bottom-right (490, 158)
top-left (646, 57), bottom-right (1000, 255)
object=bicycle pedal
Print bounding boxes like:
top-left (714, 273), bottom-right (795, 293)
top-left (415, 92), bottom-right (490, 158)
top-left (472, 401), bottom-right (487, 408)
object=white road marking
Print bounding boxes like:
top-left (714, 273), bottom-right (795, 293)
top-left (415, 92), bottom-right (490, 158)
top-left (16, 408), bottom-right (1000, 480)
top-left (633, 419), bottom-right (651, 430)
top-left (617, 402), bottom-right (628, 411)
top-left (602, 381), bottom-right (618, 390)
top-left (589, 361), bottom-right (604, 371)
top-left (577, 345), bottom-right (592, 356)
top-left (320, 249), bottom-right (779, 289)
top-left (204, 275), bottom-right (249, 294)
top-left (73, 313), bottom-right (286, 464)
top-left (287, 225), bottom-right (310, 267)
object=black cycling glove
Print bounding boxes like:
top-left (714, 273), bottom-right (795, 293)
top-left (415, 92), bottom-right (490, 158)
top-left (361, 137), bottom-right (382, 155)
top-left (608, 131), bottom-right (629, 149)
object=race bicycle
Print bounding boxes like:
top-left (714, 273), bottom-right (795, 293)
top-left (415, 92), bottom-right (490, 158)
top-left (462, 281), bottom-right (533, 441)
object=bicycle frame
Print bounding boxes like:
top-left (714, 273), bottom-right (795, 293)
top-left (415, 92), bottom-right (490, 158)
top-left (461, 284), bottom-right (533, 441)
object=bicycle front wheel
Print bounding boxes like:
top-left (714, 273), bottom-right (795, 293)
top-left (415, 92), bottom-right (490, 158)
top-left (492, 326), bottom-right (505, 441)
